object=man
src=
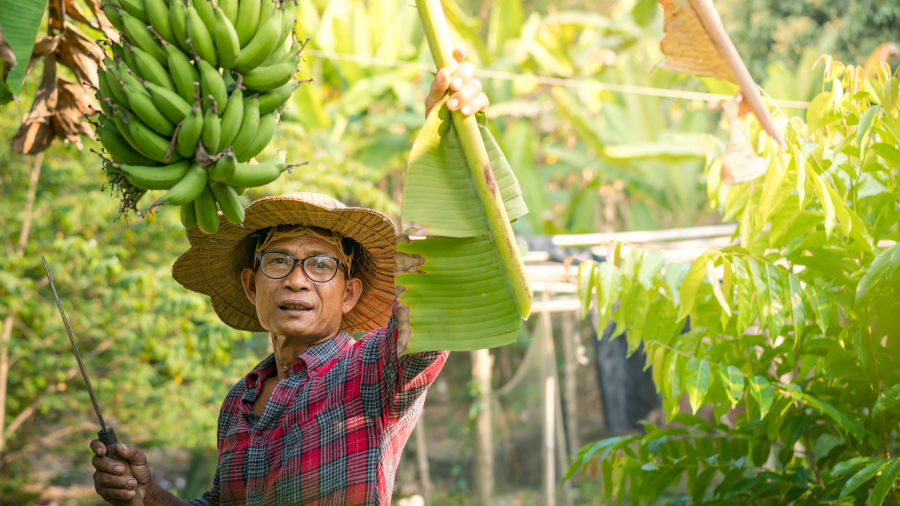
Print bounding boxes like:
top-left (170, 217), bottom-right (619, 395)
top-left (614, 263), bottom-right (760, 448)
top-left (88, 48), bottom-right (489, 505)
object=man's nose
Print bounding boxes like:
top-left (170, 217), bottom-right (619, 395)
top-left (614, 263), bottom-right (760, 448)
top-left (282, 262), bottom-right (313, 291)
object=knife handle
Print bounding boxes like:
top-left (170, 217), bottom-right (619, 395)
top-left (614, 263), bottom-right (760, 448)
top-left (98, 427), bottom-right (146, 506)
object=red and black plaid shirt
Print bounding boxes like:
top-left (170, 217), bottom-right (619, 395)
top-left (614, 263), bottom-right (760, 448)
top-left (187, 313), bottom-right (448, 506)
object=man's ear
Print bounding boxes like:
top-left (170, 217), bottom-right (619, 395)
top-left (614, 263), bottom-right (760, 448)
top-left (240, 268), bottom-right (258, 306)
top-left (342, 277), bottom-right (364, 314)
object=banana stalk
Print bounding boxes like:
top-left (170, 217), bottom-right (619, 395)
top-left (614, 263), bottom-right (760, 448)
top-left (415, 0), bottom-right (532, 318)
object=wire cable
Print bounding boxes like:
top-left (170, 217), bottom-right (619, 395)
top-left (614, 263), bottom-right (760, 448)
top-left (305, 49), bottom-right (812, 109)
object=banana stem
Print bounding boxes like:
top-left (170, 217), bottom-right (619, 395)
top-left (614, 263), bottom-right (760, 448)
top-left (415, 0), bottom-right (532, 318)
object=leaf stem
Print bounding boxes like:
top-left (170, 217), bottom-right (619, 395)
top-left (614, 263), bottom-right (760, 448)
top-left (415, 0), bottom-right (532, 318)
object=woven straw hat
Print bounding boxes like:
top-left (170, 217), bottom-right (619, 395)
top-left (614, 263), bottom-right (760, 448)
top-left (172, 192), bottom-right (397, 333)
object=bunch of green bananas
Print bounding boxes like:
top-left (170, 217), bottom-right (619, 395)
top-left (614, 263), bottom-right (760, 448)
top-left (94, 0), bottom-right (307, 235)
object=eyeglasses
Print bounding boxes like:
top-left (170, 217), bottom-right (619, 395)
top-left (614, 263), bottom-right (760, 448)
top-left (256, 252), bottom-right (345, 282)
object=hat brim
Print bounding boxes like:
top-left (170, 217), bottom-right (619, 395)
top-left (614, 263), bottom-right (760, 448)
top-left (172, 193), bottom-right (397, 333)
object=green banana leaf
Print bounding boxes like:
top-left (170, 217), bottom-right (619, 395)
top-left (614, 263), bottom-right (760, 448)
top-left (401, 105), bottom-right (527, 236)
top-left (396, 235), bottom-right (523, 353)
top-left (0, 0), bottom-right (47, 102)
top-left (397, 101), bottom-right (528, 352)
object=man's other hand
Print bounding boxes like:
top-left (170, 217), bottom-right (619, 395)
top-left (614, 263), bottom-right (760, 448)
top-left (90, 440), bottom-right (153, 504)
top-left (425, 47), bottom-right (489, 118)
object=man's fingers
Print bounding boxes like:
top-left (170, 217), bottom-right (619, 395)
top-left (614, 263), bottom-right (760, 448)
top-left (427, 69), bottom-right (450, 100)
top-left (461, 93), bottom-right (489, 116)
top-left (90, 439), bottom-right (106, 457)
top-left (95, 482), bottom-right (137, 501)
top-left (92, 454), bottom-right (125, 474)
top-left (94, 470), bottom-right (137, 490)
top-left (447, 79), bottom-right (483, 112)
top-left (116, 443), bottom-right (146, 465)
top-left (449, 61), bottom-right (475, 91)
top-left (452, 46), bottom-right (466, 63)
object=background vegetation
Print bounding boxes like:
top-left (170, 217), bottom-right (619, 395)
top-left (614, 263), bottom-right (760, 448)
top-left (1, 0), bottom-right (897, 503)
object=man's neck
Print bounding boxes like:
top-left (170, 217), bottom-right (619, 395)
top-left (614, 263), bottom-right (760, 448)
top-left (269, 331), bottom-right (335, 381)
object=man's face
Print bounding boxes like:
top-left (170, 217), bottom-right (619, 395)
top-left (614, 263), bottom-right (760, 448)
top-left (240, 233), bottom-right (363, 344)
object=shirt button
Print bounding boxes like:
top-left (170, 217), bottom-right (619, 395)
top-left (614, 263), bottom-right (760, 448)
top-left (251, 490), bottom-right (258, 497)
top-left (256, 436), bottom-right (263, 444)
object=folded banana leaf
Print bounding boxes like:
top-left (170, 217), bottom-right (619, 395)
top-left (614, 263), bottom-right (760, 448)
top-left (396, 97), bottom-right (530, 353)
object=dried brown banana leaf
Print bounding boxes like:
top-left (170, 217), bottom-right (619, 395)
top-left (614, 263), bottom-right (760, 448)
top-left (13, 53), bottom-right (58, 154)
top-left (720, 100), bottom-right (767, 185)
top-left (658, 0), bottom-right (784, 147)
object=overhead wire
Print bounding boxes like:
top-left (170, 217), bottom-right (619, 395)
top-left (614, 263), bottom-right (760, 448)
top-left (305, 49), bottom-right (812, 109)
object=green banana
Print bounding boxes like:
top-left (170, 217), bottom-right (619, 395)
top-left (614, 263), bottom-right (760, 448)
top-left (213, 6), bottom-right (241, 69)
top-left (105, 68), bottom-right (129, 107)
top-left (234, 0), bottom-right (261, 47)
top-left (169, 0), bottom-right (192, 53)
top-left (119, 0), bottom-right (149, 23)
top-left (218, 86), bottom-right (244, 149)
top-left (97, 65), bottom-right (126, 109)
top-left (201, 101), bottom-right (222, 153)
top-left (176, 103), bottom-right (204, 157)
top-left (96, 119), bottom-right (157, 166)
top-left (258, 0), bottom-right (278, 27)
top-left (103, 3), bottom-right (125, 31)
top-left (121, 110), bottom-right (179, 162)
top-left (143, 81), bottom-right (192, 123)
top-left (144, 0), bottom-right (176, 45)
top-left (97, 93), bottom-right (113, 117)
top-left (209, 181), bottom-right (245, 224)
top-left (230, 95), bottom-right (260, 156)
top-left (261, 36), bottom-right (295, 67)
top-left (119, 159), bottom-right (191, 189)
top-left (233, 186), bottom-right (248, 195)
top-left (121, 10), bottom-right (168, 65)
top-left (208, 147), bottom-right (237, 181)
top-left (194, 185), bottom-right (220, 234)
top-left (280, 2), bottom-right (295, 47)
top-left (241, 52), bottom-right (299, 92)
top-left (186, 3), bottom-right (217, 66)
top-left (232, 9), bottom-right (282, 73)
top-left (156, 162), bottom-right (207, 206)
top-left (130, 45), bottom-right (176, 92)
top-left (191, 0), bottom-right (216, 35)
top-left (256, 80), bottom-right (300, 115)
top-left (123, 83), bottom-right (176, 136)
top-left (197, 58), bottom-right (227, 113)
top-left (121, 69), bottom-right (152, 99)
top-left (219, 0), bottom-right (238, 25)
top-left (109, 104), bottom-right (150, 157)
top-left (181, 201), bottom-right (198, 228)
top-left (236, 110), bottom-right (277, 162)
top-left (224, 153), bottom-right (291, 187)
top-left (117, 41), bottom-right (139, 72)
top-left (165, 42), bottom-right (201, 103)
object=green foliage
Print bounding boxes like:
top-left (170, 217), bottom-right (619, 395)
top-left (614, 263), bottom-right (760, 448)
top-left (719, 0), bottom-right (900, 80)
top-left (571, 60), bottom-right (900, 504)
top-left (0, 0), bottom-right (47, 101)
top-left (0, 90), bottom-right (261, 480)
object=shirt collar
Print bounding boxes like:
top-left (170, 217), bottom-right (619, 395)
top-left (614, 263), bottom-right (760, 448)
top-left (291, 331), bottom-right (354, 376)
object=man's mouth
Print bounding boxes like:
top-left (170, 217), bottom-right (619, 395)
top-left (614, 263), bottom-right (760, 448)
top-left (279, 304), bottom-right (311, 312)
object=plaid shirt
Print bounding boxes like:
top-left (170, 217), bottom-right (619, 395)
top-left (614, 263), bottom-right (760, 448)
top-left (187, 314), bottom-right (448, 506)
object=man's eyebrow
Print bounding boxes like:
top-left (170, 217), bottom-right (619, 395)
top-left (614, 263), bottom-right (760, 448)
top-left (264, 247), bottom-right (334, 257)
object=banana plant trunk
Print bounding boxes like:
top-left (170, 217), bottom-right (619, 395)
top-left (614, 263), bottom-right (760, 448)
top-left (414, 0), bottom-right (532, 318)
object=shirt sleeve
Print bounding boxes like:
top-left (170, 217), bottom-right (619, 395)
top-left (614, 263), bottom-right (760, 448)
top-left (186, 466), bottom-right (220, 506)
top-left (358, 307), bottom-right (449, 421)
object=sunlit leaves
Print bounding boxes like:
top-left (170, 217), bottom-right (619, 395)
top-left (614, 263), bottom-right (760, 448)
top-left (749, 375), bottom-right (774, 418)
top-left (718, 363), bottom-right (744, 407)
top-left (806, 92), bottom-right (831, 134)
top-left (870, 459), bottom-right (900, 506)
top-left (839, 460), bottom-right (889, 499)
top-left (677, 249), bottom-right (719, 321)
top-left (577, 260), bottom-right (596, 318)
top-left (685, 358), bottom-right (710, 414)
top-left (855, 243), bottom-right (900, 305)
